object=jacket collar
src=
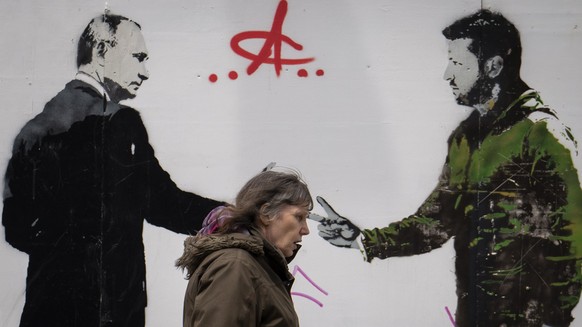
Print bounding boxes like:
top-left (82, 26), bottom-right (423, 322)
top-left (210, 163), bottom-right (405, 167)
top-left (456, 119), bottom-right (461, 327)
top-left (75, 72), bottom-right (111, 101)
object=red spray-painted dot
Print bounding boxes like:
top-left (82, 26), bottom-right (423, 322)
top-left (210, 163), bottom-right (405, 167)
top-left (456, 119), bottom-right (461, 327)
top-left (297, 69), bottom-right (308, 77)
top-left (209, 74), bottom-right (218, 83)
top-left (228, 71), bottom-right (239, 80)
top-left (316, 69), bottom-right (325, 76)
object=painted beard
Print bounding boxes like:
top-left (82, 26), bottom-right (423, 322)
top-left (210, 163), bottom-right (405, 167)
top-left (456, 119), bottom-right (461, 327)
top-left (103, 78), bottom-right (136, 103)
top-left (456, 74), bottom-right (497, 110)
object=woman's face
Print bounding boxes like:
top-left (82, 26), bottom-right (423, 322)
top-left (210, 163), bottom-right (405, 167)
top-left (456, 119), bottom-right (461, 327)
top-left (262, 204), bottom-right (310, 257)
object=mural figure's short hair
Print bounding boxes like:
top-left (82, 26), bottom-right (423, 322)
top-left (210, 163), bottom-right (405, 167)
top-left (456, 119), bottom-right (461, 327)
top-left (77, 12), bottom-right (141, 68)
top-left (442, 9), bottom-right (522, 78)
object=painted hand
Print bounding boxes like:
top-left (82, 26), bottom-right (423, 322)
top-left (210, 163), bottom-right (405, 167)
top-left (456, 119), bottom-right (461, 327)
top-left (309, 196), bottom-right (361, 249)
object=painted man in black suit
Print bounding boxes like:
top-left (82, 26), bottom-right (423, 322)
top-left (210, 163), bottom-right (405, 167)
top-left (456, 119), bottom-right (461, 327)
top-left (3, 12), bottom-right (223, 326)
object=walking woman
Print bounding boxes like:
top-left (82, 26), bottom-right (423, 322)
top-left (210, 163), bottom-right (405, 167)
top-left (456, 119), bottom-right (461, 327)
top-left (176, 169), bottom-right (312, 326)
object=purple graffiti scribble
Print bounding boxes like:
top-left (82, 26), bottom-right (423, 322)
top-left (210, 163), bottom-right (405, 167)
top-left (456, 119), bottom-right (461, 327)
top-left (230, 0), bottom-right (314, 76)
top-left (445, 306), bottom-right (456, 326)
top-left (291, 292), bottom-right (324, 307)
top-left (291, 265), bottom-right (328, 307)
top-left (292, 265), bottom-right (329, 295)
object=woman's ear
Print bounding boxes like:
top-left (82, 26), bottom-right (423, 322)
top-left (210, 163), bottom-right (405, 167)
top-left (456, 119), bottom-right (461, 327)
top-left (259, 204), bottom-right (271, 226)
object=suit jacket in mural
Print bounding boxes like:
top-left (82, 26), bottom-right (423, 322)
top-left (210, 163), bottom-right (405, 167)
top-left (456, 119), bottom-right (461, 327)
top-left (2, 79), bottom-right (223, 326)
top-left (361, 90), bottom-right (582, 327)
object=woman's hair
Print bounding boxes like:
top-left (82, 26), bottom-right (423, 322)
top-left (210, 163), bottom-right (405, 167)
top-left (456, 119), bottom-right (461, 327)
top-left (217, 170), bottom-right (313, 233)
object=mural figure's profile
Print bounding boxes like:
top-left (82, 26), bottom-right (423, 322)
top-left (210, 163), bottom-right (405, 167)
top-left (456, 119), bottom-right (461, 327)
top-left (312, 9), bottom-right (582, 326)
top-left (2, 12), bottom-right (223, 326)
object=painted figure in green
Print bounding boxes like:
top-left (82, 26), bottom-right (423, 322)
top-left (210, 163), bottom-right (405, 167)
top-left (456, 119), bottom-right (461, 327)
top-left (312, 10), bottom-right (582, 327)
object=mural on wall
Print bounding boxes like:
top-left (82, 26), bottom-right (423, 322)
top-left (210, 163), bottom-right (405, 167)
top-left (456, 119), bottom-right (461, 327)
top-left (1, 1), bottom-right (581, 327)
top-left (312, 9), bottom-right (582, 327)
top-left (1, 12), bottom-right (224, 326)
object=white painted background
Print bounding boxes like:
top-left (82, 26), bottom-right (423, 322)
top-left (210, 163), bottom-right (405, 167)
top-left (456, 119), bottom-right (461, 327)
top-left (1, 0), bottom-right (581, 326)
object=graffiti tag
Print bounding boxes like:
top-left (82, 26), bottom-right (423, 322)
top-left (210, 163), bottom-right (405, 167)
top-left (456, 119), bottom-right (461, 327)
top-left (230, 0), bottom-right (315, 76)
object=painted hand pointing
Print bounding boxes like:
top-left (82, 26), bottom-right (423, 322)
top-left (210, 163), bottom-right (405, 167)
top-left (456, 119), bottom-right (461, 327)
top-left (309, 196), bottom-right (361, 249)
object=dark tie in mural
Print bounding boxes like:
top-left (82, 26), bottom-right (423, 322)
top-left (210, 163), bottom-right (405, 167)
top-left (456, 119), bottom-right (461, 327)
top-left (2, 12), bottom-right (223, 327)
top-left (312, 9), bottom-right (582, 327)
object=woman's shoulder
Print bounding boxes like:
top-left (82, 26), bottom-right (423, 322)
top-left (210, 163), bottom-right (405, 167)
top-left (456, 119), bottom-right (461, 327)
top-left (189, 234), bottom-right (264, 268)
top-left (210, 246), bottom-right (260, 262)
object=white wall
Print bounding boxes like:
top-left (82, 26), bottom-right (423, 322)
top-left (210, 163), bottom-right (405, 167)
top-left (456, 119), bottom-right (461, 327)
top-left (1, 0), bottom-right (581, 326)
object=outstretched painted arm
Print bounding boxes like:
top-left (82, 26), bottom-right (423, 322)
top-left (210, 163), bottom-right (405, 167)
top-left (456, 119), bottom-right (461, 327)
top-left (312, 165), bottom-right (459, 261)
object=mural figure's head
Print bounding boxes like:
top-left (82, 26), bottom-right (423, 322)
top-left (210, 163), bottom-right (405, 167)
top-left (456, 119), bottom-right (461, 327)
top-left (442, 10), bottom-right (522, 111)
top-left (218, 170), bottom-right (313, 258)
top-left (77, 12), bottom-right (149, 103)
